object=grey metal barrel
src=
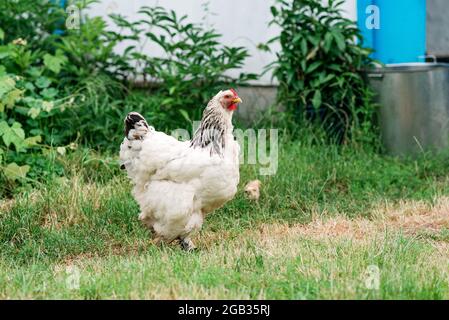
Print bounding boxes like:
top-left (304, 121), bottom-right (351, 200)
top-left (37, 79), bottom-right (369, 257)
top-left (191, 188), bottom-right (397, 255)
top-left (368, 63), bottom-right (449, 156)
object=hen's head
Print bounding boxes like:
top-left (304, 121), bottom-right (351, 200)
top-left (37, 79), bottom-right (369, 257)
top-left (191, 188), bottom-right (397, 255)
top-left (216, 89), bottom-right (242, 112)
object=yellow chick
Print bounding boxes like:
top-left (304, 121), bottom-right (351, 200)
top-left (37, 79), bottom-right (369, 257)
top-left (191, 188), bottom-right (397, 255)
top-left (244, 180), bottom-right (261, 201)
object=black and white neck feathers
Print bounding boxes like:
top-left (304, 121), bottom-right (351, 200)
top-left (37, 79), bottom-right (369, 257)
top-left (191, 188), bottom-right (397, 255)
top-left (190, 97), bottom-right (234, 156)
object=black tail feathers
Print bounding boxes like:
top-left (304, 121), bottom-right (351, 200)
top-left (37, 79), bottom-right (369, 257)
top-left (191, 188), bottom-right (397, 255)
top-left (124, 112), bottom-right (149, 138)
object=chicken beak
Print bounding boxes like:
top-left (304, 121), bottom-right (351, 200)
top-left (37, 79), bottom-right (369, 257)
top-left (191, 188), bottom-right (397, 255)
top-left (232, 97), bottom-right (242, 104)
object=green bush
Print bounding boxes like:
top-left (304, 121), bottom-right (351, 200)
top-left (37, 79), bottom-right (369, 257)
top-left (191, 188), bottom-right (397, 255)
top-left (0, 0), bottom-right (65, 48)
top-left (268, 0), bottom-right (376, 143)
top-left (110, 6), bottom-right (257, 128)
top-left (0, 30), bottom-right (76, 195)
top-left (49, 5), bottom-right (258, 149)
top-left (56, 15), bottom-right (131, 87)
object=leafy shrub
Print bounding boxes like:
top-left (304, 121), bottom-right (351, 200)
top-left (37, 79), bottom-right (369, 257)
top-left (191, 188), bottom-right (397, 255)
top-left (0, 72), bottom-right (40, 192)
top-left (268, 0), bottom-right (376, 143)
top-left (56, 16), bottom-right (131, 87)
top-left (110, 6), bottom-right (257, 128)
top-left (0, 30), bottom-right (74, 195)
top-left (48, 5), bottom-right (259, 149)
top-left (0, 0), bottom-right (65, 48)
top-left (0, 1), bottom-right (127, 150)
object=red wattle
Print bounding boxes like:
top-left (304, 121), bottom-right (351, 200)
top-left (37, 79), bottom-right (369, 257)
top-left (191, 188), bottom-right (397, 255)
top-left (228, 104), bottom-right (237, 111)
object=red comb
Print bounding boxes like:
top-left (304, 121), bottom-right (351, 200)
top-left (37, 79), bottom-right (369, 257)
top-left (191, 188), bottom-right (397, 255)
top-left (230, 88), bottom-right (238, 96)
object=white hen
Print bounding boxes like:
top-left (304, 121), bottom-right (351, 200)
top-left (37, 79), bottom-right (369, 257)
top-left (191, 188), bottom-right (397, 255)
top-left (119, 89), bottom-right (242, 250)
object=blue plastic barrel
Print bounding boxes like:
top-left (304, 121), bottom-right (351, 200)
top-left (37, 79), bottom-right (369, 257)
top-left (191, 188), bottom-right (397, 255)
top-left (50, 0), bottom-right (66, 8)
top-left (357, 0), bottom-right (426, 64)
top-left (52, 0), bottom-right (67, 35)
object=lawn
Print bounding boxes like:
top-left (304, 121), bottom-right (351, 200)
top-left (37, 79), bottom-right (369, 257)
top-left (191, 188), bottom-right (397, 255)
top-left (1, 138), bottom-right (449, 299)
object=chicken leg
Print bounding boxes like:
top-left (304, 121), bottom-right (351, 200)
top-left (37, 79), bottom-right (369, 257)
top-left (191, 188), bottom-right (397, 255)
top-left (179, 237), bottom-right (197, 251)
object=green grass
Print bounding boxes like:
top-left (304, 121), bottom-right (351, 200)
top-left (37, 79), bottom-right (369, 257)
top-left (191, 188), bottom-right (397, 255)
top-left (1, 138), bottom-right (449, 299)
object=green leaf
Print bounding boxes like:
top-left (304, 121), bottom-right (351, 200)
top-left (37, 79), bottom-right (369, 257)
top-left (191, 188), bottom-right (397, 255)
top-left (0, 45), bottom-right (10, 59)
top-left (11, 122), bottom-right (25, 140)
top-left (24, 135), bottom-right (42, 147)
top-left (0, 120), bottom-right (8, 136)
top-left (41, 87), bottom-right (58, 99)
top-left (24, 81), bottom-right (35, 92)
top-left (306, 35), bottom-right (320, 47)
top-left (1, 88), bottom-right (23, 110)
top-left (178, 109), bottom-right (191, 123)
top-left (323, 32), bottom-right (333, 53)
top-left (22, 96), bottom-right (44, 109)
top-left (43, 52), bottom-right (67, 74)
top-left (332, 30), bottom-right (346, 51)
top-left (306, 61), bottom-right (321, 74)
top-left (328, 64), bottom-right (342, 72)
top-left (161, 98), bottom-right (174, 106)
top-left (28, 107), bottom-right (41, 119)
top-left (26, 67), bottom-right (42, 78)
top-left (0, 121), bottom-right (26, 151)
top-left (0, 75), bottom-right (15, 99)
top-left (42, 101), bottom-right (54, 112)
top-left (0, 28), bottom-right (4, 41)
top-left (320, 74), bottom-right (336, 85)
top-left (257, 43), bottom-right (270, 52)
top-left (35, 77), bottom-right (51, 89)
top-left (30, 129), bottom-right (43, 136)
top-left (300, 38), bottom-right (308, 56)
top-left (270, 6), bottom-right (278, 17)
top-left (3, 162), bottom-right (30, 181)
top-left (312, 90), bottom-right (322, 109)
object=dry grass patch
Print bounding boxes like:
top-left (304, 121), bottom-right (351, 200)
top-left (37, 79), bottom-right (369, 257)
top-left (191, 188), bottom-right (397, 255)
top-left (266, 197), bottom-right (449, 241)
top-left (198, 197), bottom-right (449, 258)
top-left (0, 198), bottom-right (15, 214)
top-left (40, 177), bottom-right (106, 230)
top-left (379, 197), bottom-right (449, 235)
top-left (120, 196), bottom-right (449, 259)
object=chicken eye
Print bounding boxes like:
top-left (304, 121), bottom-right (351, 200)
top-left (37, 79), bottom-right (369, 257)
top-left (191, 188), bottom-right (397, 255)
top-left (224, 95), bottom-right (231, 99)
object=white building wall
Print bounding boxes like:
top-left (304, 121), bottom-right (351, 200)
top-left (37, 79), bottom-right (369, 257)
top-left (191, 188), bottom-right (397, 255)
top-left (89, 0), bottom-right (358, 85)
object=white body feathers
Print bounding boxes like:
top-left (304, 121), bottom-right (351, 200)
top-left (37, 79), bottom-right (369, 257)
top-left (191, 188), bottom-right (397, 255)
top-left (120, 93), bottom-right (240, 244)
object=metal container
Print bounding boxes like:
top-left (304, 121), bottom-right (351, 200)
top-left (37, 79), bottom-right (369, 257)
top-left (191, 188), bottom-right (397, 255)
top-left (368, 63), bottom-right (449, 156)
